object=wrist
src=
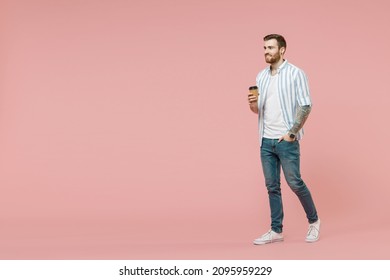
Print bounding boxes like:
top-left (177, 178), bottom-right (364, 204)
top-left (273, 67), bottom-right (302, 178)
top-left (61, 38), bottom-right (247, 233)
top-left (287, 131), bottom-right (296, 140)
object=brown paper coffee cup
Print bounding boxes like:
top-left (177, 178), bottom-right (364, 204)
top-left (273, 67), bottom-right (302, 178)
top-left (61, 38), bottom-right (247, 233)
top-left (248, 86), bottom-right (259, 97)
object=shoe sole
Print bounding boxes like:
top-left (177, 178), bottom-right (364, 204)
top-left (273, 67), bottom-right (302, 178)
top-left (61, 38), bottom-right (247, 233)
top-left (253, 238), bottom-right (284, 245)
top-left (305, 237), bottom-right (320, 243)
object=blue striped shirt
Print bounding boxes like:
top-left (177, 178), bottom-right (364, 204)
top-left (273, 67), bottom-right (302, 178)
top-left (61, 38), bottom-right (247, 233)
top-left (256, 60), bottom-right (312, 140)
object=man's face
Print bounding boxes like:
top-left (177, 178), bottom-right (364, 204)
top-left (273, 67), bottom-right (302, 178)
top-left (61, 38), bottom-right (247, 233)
top-left (264, 39), bottom-right (284, 64)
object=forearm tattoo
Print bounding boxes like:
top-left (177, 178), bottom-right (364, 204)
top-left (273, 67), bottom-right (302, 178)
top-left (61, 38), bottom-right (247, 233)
top-left (289, 105), bottom-right (312, 135)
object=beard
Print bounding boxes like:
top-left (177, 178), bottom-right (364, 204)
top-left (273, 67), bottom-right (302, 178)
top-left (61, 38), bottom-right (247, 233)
top-left (265, 52), bottom-right (281, 64)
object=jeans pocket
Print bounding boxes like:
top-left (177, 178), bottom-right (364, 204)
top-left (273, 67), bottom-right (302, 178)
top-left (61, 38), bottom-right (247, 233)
top-left (282, 139), bottom-right (296, 144)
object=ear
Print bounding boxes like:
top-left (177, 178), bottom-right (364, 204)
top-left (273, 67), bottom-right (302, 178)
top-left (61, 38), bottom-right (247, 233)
top-left (280, 47), bottom-right (286, 55)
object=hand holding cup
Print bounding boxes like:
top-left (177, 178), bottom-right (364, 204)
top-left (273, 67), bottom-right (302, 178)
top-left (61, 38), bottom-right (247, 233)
top-left (248, 86), bottom-right (259, 104)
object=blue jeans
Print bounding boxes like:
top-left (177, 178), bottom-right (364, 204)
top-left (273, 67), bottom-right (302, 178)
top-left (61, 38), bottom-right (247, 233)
top-left (260, 138), bottom-right (318, 233)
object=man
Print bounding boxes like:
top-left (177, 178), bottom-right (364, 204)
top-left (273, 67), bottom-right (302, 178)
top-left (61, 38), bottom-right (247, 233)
top-left (248, 34), bottom-right (320, 245)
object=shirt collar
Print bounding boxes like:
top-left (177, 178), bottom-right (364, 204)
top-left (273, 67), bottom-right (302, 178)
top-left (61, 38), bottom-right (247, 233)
top-left (268, 59), bottom-right (288, 74)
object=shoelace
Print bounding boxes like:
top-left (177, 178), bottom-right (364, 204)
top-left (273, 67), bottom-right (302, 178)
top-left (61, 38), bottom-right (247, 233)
top-left (263, 230), bottom-right (276, 240)
top-left (307, 224), bottom-right (319, 237)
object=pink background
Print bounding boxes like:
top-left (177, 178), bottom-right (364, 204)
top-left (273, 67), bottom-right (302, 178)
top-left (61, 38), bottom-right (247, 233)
top-left (1, 0), bottom-right (389, 259)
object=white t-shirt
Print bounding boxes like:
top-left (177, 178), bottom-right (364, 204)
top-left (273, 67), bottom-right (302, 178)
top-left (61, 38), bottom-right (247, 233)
top-left (263, 74), bottom-right (287, 139)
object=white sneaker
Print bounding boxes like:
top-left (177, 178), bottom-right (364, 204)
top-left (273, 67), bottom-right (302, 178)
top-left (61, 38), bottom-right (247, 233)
top-left (305, 219), bottom-right (321, 242)
top-left (253, 230), bottom-right (284, 245)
